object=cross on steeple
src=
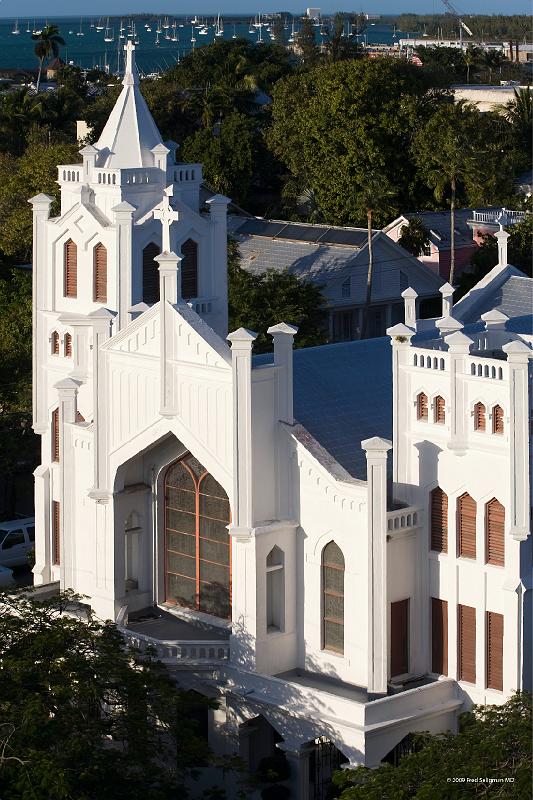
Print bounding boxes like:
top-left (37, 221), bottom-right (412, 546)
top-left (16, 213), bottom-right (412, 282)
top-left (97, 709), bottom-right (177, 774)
top-left (123, 40), bottom-right (137, 86)
top-left (154, 186), bottom-right (179, 253)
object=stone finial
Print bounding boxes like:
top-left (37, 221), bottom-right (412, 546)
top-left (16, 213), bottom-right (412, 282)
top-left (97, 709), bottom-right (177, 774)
top-left (361, 436), bottom-right (393, 454)
top-left (444, 330), bottom-right (473, 352)
top-left (112, 200), bottom-right (136, 217)
top-left (436, 315), bottom-right (463, 334)
top-left (401, 287), bottom-right (418, 330)
top-left (267, 322), bottom-right (298, 338)
top-left (481, 309), bottom-right (508, 331)
top-left (267, 323), bottom-right (298, 425)
top-left (502, 340), bottom-right (531, 362)
top-left (495, 225), bottom-right (510, 267)
top-left (439, 281), bottom-right (454, 317)
top-left (386, 323), bottom-right (415, 343)
top-left (28, 193), bottom-right (54, 217)
top-left (227, 327), bottom-right (257, 345)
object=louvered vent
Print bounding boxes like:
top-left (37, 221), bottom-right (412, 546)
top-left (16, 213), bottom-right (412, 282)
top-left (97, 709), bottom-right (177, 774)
top-left (430, 487), bottom-right (448, 553)
top-left (52, 408), bottom-right (59, 462)
top-left (431, 598), bottom-right (448, 675)
top-left (486, 499), bottom-right (505, 566)
top-left (434, 395), bottom-right (445, 424)
top-left (458, 604), bottom-right (476, 683)
top-left (52, 500), bottom-right (60, 565)
top-left (474, 402), bottom-right (486, 431)
top-left (64, 239), bottom-right (77, 298)
top-left (492, 405), bottom-right (504, 435)
top-left (417, 392), bottom-right (428, 420)
top-left (458, 493), bottom-right (476, 558)
top-left (93, 243), bottom-right (107, 303)
top-left (64, 333), bottom-right (72, 357)
top-left (486, 611), bottom-right (503, 691)
top-left (142, 242), bottom-right (160, 304)
top-left (181, 238), bottom-right (198, 300)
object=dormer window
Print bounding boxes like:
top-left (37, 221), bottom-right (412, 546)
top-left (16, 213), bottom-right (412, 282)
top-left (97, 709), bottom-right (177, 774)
top-left (417, 392), bottom-right (428, 421)
top-left (64, 239), bottom-right (77, 298)
top-left (51, 331), bottom-right (59, 355)
top-left (93, 243), bottom-right (107, 303)
top-left (474, 402), bottom-right (486, 432)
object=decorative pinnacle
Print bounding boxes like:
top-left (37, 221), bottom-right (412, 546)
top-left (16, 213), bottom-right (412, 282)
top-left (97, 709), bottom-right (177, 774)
top-left (153, 186), bottom-right (179, 254)
top-left (123, 40), bottom-right (137, 86)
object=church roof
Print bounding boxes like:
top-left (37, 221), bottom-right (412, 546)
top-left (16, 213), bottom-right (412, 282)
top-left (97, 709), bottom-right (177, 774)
top-left (94, 42), bottom-right (164, 169)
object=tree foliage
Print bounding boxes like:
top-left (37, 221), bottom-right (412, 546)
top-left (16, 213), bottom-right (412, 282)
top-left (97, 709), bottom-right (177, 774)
top-left (398, 217), bottom-right (431, 257)
top-left (0, 590), bottom-right (214, 800)
top-left (227, 238), bottom-right (327, 353)
top-left (332, 693), bottom-right (532, 800)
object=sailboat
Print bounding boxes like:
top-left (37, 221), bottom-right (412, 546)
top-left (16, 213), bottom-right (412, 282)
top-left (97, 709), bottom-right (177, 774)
top-left (96, 17), bottom-right (104, 31)
top-left (156, 20), bottom-right (162, 34)
top-left (119, 21), bottom-right (125, 39)
top-left (215, 15), bottom-right (224, 37)
top-left (163, 17), bottom-right (170, 29)
top-left (171, 22), bottom-right (178, 41)
top-left (12, 19), bottom-right (20, 35)
top-left (232, 24), bottom-right (237, 39)
top-left (288, 20), bottom-right (295, 43)
top-left (248, 20), bottom-right (254, 34)
top-left (190, 25), bottom-right (196, 45)
top-left (77, 19), bottom-right (84, 37)
top-left (155, 30), bottom-right (160, 46)
top-left (26, 21), bottom-right (31, 33)
top-left (104, 19), bottom-right (113, 42)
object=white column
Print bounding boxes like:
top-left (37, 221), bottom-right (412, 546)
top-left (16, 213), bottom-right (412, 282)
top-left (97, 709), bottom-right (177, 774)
top-left (79, 144), bottom-right (98, 182)
top-left (267, 322), bottom-right (298, 425)
top-left (206, 194), bottom-right (231, 337)
top-left (502, 340), bottom-right (531, 541)
top-left (439, 282), bottom-right (454, 318)
top-left (401, 287), bottom-right (418, 331)
top-left (112, 201), bottom-right (135, 331)
top-left (32, 465), bottom-right (51, 585)
top-left (88, 308), bottom-right (115, 502)
top-left (28, 193), bottom-right (54, 434)
top-left (156, 251), bottom-right (181, 417)
top-left (386, 323), bottom-right (415, 489)
top-left (495, 226), bottom-right (510, 266)
top-left (54, 377), bottom-right (79, 590)
top-left (445, 331), bottom-right (473, 456)
top-left (362, 436), bottom-right (392, 697)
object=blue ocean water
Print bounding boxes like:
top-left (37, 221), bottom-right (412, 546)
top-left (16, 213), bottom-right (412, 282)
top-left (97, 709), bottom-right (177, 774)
top-left (0, 16), bottom-right (406, 74)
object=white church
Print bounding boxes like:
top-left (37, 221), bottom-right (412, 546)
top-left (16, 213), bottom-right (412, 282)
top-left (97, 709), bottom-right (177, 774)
top-left (30, 43), bottom-right (532, 798)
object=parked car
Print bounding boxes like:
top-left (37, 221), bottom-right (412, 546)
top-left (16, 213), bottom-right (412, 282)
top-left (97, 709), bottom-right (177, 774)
top-left (0, 564), bottom-right (15, 587)
top-left (0, 518), bottom-right (35, 568)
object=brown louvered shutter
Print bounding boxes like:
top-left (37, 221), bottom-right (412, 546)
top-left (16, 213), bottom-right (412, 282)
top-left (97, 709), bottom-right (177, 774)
top-left (64, 239), bottom-right (77, 298)
top-left (431, 598), bottom-right (448, 675)
top-left (52, 500), bottom-right (60, 565)
top-left (51, 331), bottom-right (59, 355)
top-left (486, 611), bottom-right (503, 691)
top-left (417, 393), bottom-right (428, 421)
top-left (390, 599), bottom-right (409, 677)
top-left (434, 396), bottom-right (445, 424)
top-left (458, 493), bottom-right (476, 559)
top-left (474, 402), bottom-right (486, 432)
top-left (486, 499), bottom-right (505, 566)
top-left (93, 243), bottom-right (107, 303)
top-left (76, 410), bottom-right (85, 423)
top-left (143, 242), bottom-right (160, 304)
top-left (52, 408), bottom-right (60, 462)
top-left (64, 332), bottom-right (72, 357)
top-left (492, 405), bottom-right (504, 435)
top-left (181, 238), bottom-right (198, 300)
top-left (430, 487), bottom-right (448, 553)
top-left (458, 604), bottom-right (476, 683)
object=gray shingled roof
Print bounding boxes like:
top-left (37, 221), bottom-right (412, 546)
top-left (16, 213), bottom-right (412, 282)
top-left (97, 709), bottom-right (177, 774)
top-left (255, 337), bottom-right (392, 480)
top-left (459, 275), bottom-right (533, 334)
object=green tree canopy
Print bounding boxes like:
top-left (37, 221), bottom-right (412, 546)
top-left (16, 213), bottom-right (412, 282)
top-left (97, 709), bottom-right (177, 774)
top-left (0, 590), bottom-right (214, 799)
top-left (332, 693), bottom-right (532, 800)
top-left (228, 238), bottom-right (327, 353)
top-left (32, 24), bottom-right (65, 93)
top-left (398, 217), bottom-right (431, 257)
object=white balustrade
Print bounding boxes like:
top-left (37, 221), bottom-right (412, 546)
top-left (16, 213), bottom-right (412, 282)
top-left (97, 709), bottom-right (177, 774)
top-left (386, 506), bottom-right (420, 534)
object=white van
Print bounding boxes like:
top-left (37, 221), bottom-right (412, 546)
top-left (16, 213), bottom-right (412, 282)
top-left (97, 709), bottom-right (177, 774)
top-left (0, 518), bottom-right (35, 568)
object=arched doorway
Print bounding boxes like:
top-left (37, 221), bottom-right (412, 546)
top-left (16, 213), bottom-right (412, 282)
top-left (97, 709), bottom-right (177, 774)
top-left (164, 453), bottom-right (231, 619)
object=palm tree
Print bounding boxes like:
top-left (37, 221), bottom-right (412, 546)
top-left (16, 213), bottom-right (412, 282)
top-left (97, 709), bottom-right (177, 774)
top-left (463, 46), bottom-right (481, 85)
top-left (398, 217), bottom-right (431, 257)
top-left (33, 25), bottom-right (65, 93)
top-left (504, 86), bottom-right (532, 154)
top-left (351, 172), bottom-right (397, 338)
top-left (484, 50), bottom-right (506, 83)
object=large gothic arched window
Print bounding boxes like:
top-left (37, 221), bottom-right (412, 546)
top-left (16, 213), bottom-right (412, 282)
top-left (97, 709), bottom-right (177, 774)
top-left (322, 541), bottom-right (345, 654)
top-left (142, 242), bottom-right (160, 305)
top-left (181, 238), bottom-right (198, 300)
top-left (165, 453), bottom-right (231, 619)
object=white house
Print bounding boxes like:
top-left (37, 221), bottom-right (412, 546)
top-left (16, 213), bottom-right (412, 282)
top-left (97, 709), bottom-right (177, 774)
top-left (31, 43), bottom-right (532, 799)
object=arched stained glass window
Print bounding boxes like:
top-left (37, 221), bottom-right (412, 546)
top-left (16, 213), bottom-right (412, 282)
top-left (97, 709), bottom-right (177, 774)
top-left (322, 541), bottom-right (345, 655)
top-left (165, 453), bottom-right (231, 619)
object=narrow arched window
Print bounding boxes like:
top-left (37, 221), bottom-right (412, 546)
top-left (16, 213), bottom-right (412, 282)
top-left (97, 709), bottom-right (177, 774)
top-left (322, 541), bottom-right (345, 654)
top-left (64, 333), bottom-right (72, 358)
top-left (143, 242), bottom-right (160, 305)
top-left (430, 487), bottom-right (448, 553)
top-left (474, 402), bottom-right (486, 432)
top-left (93, 243), bottom-right (107, 303)
top-left (51, 408), bottom-right (59, 462)
top-left (51, 331), bottom-right (59, 355)
top-left (266, 546), bottom-right (284, 632)
top-left (485, 499), bottom-right (504, 566)
top-left (417, 392), bottom-right (428, 421)
top-left (492, 405), bottom-right (504, 435)
top-left (181, 238), bottom-right (198, 300)
top-left (458, 493), bottom-right (476, 559)
top-left (64, 239), bottom-right (77, 298)
top-left (434, 396), bottom-right (445, 424)
top-left (165, 453), bottom-right (231, 619)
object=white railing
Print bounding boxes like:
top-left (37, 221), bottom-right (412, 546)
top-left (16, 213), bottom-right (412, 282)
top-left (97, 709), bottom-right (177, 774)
top-left (471, 209), bottom-right (525, 225)
top-left (387, 506), bottom-right (421, 534)
top-left (467, 355), bottom-right (507, 381)
top-left (173, 163), bottom-right (202, 183)
top-left (412, 350), bottom-right (449, 371)
top-left (121, 627), bottom-right (230, 662)
top-left (58, 166), bottom-right (82, 183)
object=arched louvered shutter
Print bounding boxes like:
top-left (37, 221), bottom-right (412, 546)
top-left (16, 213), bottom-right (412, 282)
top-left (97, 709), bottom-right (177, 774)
top-left (64, 239), bottom-right (77, 298)
top-left (64, 333), bottom-right (72, 357)
top-left (474, 402), bottom-right (486, 431)
top-left (52, 408), bottom-right (59, 462)
top-left (430, 487), bottom-right (448, 553)
top-left (417, 393), bottom-right (428, 420)
top-left (458, 604), bottom-right (476, 683)
top-left (486, 499), bottom-right (505, 566)
top-left (458, 493), bottom-right (476, 559)
top-left (143, 242), bottom-right (160, 304)
top-left (93, 243), bottom-right (107, 303)
top-left (51, 331), bottom-right (59, 355)
top-left (322, 541), bottom-right (345, 654)
top-left (492, 405), bottom-right (504, 435)
top-left (52, 500), bottom-right (60, 565)
top-left (486, 611), bottom-right (503, 691)
top-left (434, 396), bottom-right (445, 424)
top-left (181, 238), bottom-right (198, 300)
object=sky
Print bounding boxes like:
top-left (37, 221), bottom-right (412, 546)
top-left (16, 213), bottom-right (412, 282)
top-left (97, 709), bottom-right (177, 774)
top-left (0, 1), bottom-right (530, 17)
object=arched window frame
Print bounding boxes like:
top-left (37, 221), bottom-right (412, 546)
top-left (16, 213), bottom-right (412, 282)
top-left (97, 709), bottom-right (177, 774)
top-left (142, 242), bottom-right (160, 305)
top-left (266, 546), bottom-right (285, 633)
top-left (430, 486), bottom-right (448, 553)
top-left (457, 492), bottom-right (477, 559)
top-left (64, 332), bottom-right (72, 358)
top-left (492, 405), bottom-right (504, 435)
top-left (417, 392), bottom-right (428, 421)
top-left (93, 242), bottom-right (108, 303)
top-left (51, 331), bottom-right (60, 355)
top-left (322, 541), bottom-right (345, 655)
top-left (64, 239), bottom-right (77, 298)
top-left (164, 454), bottom-right (231, 619)
top-left (180, 238), bottom-right (199, 300)
top-left (485, 498), bottom-right (505, 566)
top-left (473, 402), bottom-right (486, 432)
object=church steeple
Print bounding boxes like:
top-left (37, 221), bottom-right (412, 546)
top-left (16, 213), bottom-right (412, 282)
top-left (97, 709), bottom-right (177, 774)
top-left (94, 42), bottom-right (164, 169)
